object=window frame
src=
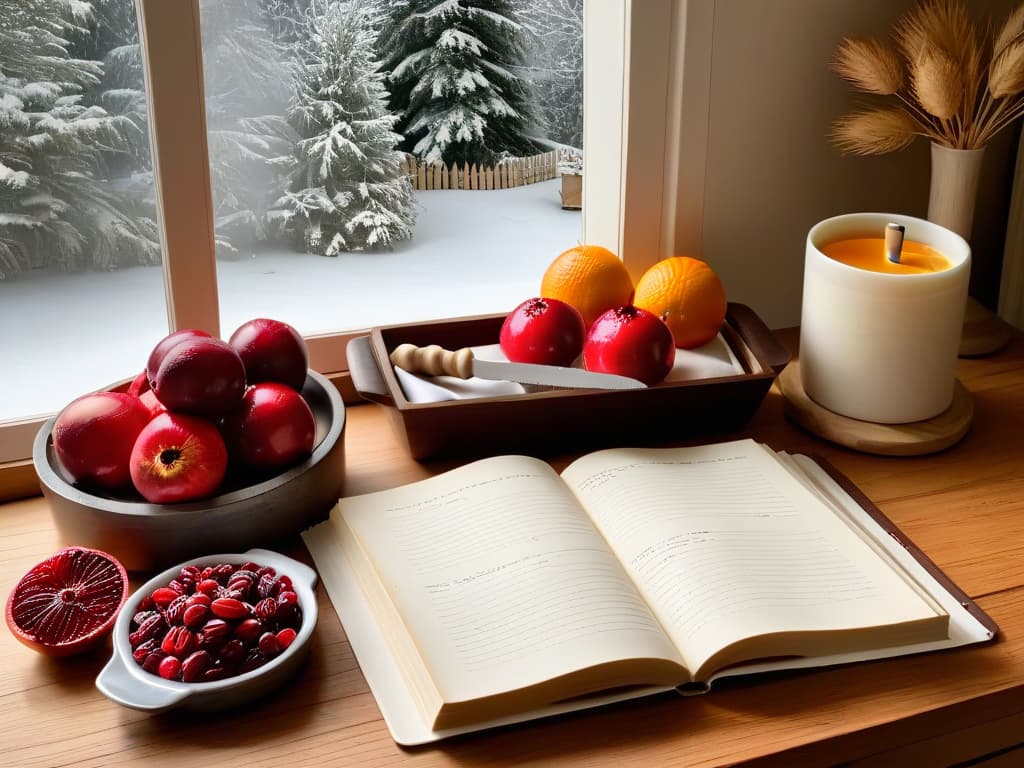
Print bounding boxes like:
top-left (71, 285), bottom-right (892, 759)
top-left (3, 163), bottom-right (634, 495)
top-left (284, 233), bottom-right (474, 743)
top-left (0, 0), bottom-right (689, 482)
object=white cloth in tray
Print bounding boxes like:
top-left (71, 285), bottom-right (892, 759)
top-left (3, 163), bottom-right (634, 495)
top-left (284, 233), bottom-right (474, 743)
top-left (394, 334), bottom-right (743, 404)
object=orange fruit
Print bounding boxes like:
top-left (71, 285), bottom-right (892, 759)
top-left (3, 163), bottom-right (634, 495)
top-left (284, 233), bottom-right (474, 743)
top-left (540, 244), bottom-right (634, 328)
top-left (5, 546), bottom-right (129, 657)
top-left (633, 256), bottom-right (727, 349)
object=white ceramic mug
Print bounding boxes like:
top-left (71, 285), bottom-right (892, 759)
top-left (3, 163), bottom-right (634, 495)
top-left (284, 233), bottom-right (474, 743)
top-left (799, 212), bottom-right (970, 424)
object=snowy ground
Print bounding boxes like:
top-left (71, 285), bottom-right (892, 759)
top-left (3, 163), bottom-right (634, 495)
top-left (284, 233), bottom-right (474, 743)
top-left (0, 179), bottom-right (582, 422)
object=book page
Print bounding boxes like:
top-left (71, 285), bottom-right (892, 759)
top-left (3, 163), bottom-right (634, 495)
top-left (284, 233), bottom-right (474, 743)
top-left (561, 439), bottom-right (947, 679)
top-left (338, 455), bottom-right (686, 706)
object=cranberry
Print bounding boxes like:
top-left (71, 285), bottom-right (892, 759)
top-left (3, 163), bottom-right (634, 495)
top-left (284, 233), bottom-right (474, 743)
top-left (164, 594), bottom-right (188, 625)
top-left (183, 604), bottom-right (209, 629)
top-left (150, 587), bottom-right (180, 608)
top-left (181, 650), bottom-right (211, 683)
top-left (276, 628), bottom-right (297, 650)
top-left (158, 655), bottom-right (182, 680)
top-left (254, 598), bottom-right (277, 621)
top-left (210, 597), bottom-right (249, 620)
top-left (234, 617), bottom-right (263, 643)
top-left (129, 614), bottom-right (166, 647)
top-left (196, 578), bottom-right (220, 596)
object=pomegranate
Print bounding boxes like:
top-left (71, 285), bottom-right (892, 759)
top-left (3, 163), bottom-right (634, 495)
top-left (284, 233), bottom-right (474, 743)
top-left (5, 547), bottom-right (129, 657)
top-left (583, 306), bottom-right (676, 385)
top-left (499, 297), bottom-right (586, 366)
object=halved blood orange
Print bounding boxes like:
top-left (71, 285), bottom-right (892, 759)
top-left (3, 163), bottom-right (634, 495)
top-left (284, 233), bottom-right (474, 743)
top-left (5, 547), bottom-right (129, 657)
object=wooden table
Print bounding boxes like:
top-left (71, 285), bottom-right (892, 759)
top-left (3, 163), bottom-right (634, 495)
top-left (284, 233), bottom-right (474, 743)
top-left (3, 331), bottom-right (1023, 767)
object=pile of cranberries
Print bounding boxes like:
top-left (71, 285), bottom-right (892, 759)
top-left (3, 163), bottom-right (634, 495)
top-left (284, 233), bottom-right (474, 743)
top-left (128, 561), bottom-right (302, 683)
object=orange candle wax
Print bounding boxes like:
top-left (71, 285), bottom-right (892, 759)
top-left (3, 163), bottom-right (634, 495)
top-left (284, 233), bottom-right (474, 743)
top-left (821, 237), bottom-right (951, 274)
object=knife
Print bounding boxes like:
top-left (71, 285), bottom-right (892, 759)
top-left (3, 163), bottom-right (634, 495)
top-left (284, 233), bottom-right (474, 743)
top-left (389, 343), bottom-right (646, 390)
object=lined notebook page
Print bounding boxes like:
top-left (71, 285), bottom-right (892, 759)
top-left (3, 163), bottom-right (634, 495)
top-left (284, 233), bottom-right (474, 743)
top-left (340, 455), bottom-right (684, 703)
top-left (562, 439), bottom-right (944, 677)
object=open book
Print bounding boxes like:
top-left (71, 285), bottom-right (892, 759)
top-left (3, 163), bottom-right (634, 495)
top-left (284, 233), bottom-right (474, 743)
top-left (302, 439), bottom-right (996, 745)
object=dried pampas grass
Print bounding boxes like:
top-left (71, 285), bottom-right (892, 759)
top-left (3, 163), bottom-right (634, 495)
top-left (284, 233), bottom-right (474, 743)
top-left (831, 0), bottom-right (1024, 154)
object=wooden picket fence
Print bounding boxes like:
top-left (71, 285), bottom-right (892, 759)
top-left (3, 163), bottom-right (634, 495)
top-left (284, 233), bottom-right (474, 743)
top-left (401, 151), bottom-right (558, 191)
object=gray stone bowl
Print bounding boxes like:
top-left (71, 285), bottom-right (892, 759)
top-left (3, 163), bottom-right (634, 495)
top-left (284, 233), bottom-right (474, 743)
top-left (33, 371), bottom-right (345, 572)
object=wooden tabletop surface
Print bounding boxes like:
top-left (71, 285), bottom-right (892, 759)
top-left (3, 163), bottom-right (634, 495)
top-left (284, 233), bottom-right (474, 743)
top-left (2, 330), bottom-right (1023, 767)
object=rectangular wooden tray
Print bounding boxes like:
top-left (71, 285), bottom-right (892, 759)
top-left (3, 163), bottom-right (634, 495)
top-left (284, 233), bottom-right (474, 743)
top-left (347, 303), bottom-right (790, 460)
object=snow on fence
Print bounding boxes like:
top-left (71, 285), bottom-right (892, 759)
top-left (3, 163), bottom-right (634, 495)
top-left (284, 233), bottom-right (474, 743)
top-left (402, 151), bottom-right (558, 191)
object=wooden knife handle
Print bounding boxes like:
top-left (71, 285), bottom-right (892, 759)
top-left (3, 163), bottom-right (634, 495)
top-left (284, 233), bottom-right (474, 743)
top-left (390, 343), bottom-right (475, 379)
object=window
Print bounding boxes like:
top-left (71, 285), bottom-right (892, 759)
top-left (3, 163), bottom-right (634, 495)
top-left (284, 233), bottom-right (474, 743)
top-left (0, 0), bottom-right (683, 475)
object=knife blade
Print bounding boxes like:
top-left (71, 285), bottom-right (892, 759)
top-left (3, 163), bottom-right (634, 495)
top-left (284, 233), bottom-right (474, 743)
top-left (389, 343), bottom-right (646, 390)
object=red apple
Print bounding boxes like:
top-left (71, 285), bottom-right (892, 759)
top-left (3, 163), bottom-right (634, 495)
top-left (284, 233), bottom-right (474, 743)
top-left (499, 297), bottom-right (586, 366)
top-left (129, 412), bottom-right (228, 503)
top-left (151, 336), bottom-right (246, 419)
top-left (127, 369), bottom-right (150, 397)
top-left (228, 318), bottom-right (308, 391)
top-left (138, 389), bottom-right (166, 418)
top-left (145, 329), bottom-right (212, 388)
top-left (52, 392), bottom-right (151, 492)
top-left (220, 383), bottom-right (316, 471)
top-left (583, 306), bottom-right (676, 385)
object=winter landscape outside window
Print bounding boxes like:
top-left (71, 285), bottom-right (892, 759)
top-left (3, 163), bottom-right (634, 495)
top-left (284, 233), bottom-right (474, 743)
top-left (0, 0), bottom-right (584, 452)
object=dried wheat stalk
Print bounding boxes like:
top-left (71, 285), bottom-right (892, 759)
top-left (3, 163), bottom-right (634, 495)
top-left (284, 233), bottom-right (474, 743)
top-left (832, 0), bottom-right (1024, 154)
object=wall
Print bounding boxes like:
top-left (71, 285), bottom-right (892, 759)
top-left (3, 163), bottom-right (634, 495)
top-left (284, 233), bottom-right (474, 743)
top-left (682, 0), bottom-right (1020, 329)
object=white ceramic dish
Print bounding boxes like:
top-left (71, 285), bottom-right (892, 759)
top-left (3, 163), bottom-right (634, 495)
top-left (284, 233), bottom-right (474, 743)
top-left (96, 548), bottom-right (318, 713)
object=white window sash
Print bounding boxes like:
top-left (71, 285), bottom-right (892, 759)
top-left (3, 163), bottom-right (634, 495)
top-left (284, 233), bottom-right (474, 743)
top-left (0, 0), bottom-right (689, 466)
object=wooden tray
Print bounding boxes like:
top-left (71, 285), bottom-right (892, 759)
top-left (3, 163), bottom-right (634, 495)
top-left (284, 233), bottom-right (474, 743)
top-left (347, 303), bottom-right (790, 460)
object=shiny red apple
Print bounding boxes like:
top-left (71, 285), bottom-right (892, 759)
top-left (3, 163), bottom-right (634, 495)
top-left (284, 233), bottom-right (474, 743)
top-left (145, 329), bottom-right (212, 388)
top-left (583, 306), bottom-right (676, 385)
top-left (499, 297), bottom-right (586, 366)
top-left (228, 318), bottom-right (308, 391)
top-left (129, 412), bottom-right (228, 503)
top-left (138, 389), bottom-right (166, 418)
top-left (127, 369), bottom-right (150, 397)
top-left (52, 392), bottom-right (151, 492)
top-left (220, 383), bottom-right (316, 471)
top-left (151, 336), bottom-right (246, 419)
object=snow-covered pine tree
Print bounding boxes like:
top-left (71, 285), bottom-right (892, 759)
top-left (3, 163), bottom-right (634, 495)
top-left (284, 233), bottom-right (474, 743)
top-left (379, 0), bottom-right (541, 165)
top-left (0, 0), bottom-right (160, 277)
top-left (512, 0), bottom-right (582, 149)
top-left (199, 0), bottom-right (295, 258)
top-left (272, 1), bottom-right (415, 255)
top-left (71, 0), bottom-right (153, 195)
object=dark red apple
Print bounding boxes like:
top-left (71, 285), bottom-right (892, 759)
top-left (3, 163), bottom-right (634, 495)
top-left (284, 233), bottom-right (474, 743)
top-left (151, 336), bottom-right (246, 419)
top-left (583, 306), bottom-right (676, 385)
top-left (52, 392), bottom-right (151, 492)
top-left (499, 297), bottom-right (586, 366)
top-left (220, 383), bottom-right (316, 471)
top-left (127, 369), bottom-right (150, 397)
top-left (145, 329), bottom-right (212, 388)
top-left (138, 389), bottom-right (166, 418)
top-left (228, 318), bottom-right (308, 391)
top-left (129, 412), bottom-right (228, 503)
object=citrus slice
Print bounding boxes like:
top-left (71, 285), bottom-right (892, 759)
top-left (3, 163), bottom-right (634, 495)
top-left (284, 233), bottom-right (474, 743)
top-left (5, 547), bottom-right (129, 657)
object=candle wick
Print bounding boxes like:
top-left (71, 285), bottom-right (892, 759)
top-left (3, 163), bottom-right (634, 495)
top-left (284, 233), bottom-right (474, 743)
top-left (885, 222), bottom-right (905, 264)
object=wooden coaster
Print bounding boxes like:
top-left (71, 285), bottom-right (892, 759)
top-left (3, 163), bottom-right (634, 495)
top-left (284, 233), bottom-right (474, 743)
top-left (959, 297), bottom-right (1014, 357)
top-left (777, 362), bottom-right (973, 456)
